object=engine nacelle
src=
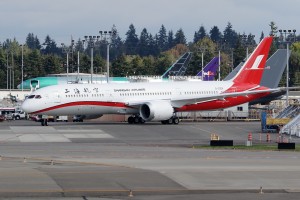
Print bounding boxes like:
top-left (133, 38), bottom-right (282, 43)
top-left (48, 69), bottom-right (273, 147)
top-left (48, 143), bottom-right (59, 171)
top-left (139, 101), bottom-right (174, 121)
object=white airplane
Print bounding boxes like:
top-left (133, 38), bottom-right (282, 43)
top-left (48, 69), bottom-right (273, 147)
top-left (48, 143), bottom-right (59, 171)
top-left (22, 36), bottom-right (280, 125)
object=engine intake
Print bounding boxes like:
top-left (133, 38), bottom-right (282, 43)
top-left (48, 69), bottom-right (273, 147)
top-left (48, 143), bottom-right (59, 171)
top-left (139, 101), bottom-right (174, 121)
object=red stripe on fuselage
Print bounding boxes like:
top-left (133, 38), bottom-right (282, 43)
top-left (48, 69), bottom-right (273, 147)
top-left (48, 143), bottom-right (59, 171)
top-left (30, 101), bottom-right (132, 115)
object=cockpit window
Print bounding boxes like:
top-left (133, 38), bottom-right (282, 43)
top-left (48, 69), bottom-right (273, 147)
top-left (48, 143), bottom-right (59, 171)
top-left (35, 95), bottom-right (42, 99)
top-left (28, 95), bottom-right (35, 99)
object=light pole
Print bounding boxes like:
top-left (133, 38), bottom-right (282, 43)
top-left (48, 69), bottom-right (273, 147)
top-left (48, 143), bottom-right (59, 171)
top-left (6, 49), bottom-right (9, 90)
top-left (83, 36), bottom-right (100, 83)
top-left (99, 30), bottom-right (116, 83)
top-left (20, 44), bottom-right (24, 91)
top-left (61, 40), bottom-right (74, 83)
top-left (278, 29), bottom-right (296, 106)
top-left (10, 51), bottom-right (13, 90)
top-left (199, 46), bottom-right (206, 81)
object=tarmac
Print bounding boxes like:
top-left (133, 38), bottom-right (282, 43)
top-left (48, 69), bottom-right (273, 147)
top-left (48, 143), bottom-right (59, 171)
top-left (0, 120), bottom-right (300, 199)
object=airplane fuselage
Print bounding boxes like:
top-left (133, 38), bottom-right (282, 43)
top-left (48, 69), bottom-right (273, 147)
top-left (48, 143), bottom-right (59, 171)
top-left (21, 37), bottom-right (274, 124)
top-left (22, 80), bottom-right (269, 116)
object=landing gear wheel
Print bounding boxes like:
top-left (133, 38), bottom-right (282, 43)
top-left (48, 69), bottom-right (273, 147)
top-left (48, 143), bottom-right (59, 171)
top-left (138, 117), bottom-right (145, 124)
top-left (128, 116), bottom-right (134, 124)
top-left (161, 120), bottom-right (167, 124)
top-left (172, 117), bottom-right (179, 124)
top-left (134, 116), bottom-right (139, 124)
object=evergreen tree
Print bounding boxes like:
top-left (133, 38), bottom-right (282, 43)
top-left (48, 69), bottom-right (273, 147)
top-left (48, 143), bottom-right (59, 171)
top-left (209, 26), bottom-right (222, 43)
top-left (223, 22), bottom-right (238, 48)
top-left (94, 54), bottom-right (106, 75)
top-left (0, 49), bottom-right (7, 88)
top-left (111, 54), bottom-right (127, 77)
top-left (75, 38), bottom-right (84, 52)
top-left (26, 49), bottom-right (44, 78)
top-left (25, 33), bottom-right (35, 49)
top-left (233, 36), bottom-right (246, 67)
top-left (124, 24), bottom-right (139, 55)
top-left (269, 21), bottom-right (278, 36)
top-left (25, 33), bottom-right (41, 50)
top-left (193, 25), bottom-right (207, 43)
top-left (157, 25), bottom-right (168, 51)
top-left (110, 25), bottom-right (124, 59)
top-left (260, 32), bottom-right (265, 41)
top-left (138, 28), bottom-right (150, 56)
top-left (167, 30), bottom-right (174, 49)
top-left (43, 35), bottom-right (59, 54)
top-left (174, 28), bottom-right (186, 45)
top-left (148, 34), bottom-right (159, 56)
top-left (42, 54), bottom-right (62, 75)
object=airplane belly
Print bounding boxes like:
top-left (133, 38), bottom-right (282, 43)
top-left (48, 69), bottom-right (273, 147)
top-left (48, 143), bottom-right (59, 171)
top-left (38, 101), bottom-right (138, 116)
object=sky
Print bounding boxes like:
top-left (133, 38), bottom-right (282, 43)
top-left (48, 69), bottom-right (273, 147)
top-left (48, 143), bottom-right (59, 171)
top-left (0, 0), bottom-right (299, 45)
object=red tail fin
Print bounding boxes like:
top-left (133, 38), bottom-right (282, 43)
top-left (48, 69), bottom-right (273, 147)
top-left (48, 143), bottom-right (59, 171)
top-left (232, 37), bottom-right (273, 84)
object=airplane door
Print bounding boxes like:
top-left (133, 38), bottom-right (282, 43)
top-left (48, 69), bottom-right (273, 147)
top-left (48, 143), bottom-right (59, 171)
top-left (105, 89), bottom-right (113, 102)
top-left (53, 92), bottom-right (61, 103)
top-left (172, 88), bottom-right (181, 99)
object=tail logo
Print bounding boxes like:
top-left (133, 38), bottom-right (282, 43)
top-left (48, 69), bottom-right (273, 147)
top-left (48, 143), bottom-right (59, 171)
top-left (249, 55), bottom-right (264, 70)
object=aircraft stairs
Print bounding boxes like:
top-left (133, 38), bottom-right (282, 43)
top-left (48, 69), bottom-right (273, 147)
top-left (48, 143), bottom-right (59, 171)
top-left (276, 105), bottom-right (300, 119)
top-left (280, 114), bottom-right (300, 137)
top-left (275, 99), bottom-right (300, 137)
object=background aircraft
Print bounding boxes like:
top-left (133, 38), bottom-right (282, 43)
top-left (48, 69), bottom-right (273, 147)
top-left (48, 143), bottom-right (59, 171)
top-left (196, 57), bottom-right (219, 81)
top-left (18, 54), bottom-right (220, 90)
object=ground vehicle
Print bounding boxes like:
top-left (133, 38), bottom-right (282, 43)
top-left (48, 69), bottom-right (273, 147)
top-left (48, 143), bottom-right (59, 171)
top-left (56, 116), bottom-right (68, 122)
top-left (0, 115), bottom-right (5, 122)
top-left (12, 111), bottom-right (27, 120)
top-left (29, 115), bottom-right (54, 122)
top-left (0, 108), bottom-right (15, 121)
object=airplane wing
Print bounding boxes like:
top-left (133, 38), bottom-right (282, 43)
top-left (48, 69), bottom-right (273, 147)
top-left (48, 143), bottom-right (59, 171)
top-left (126, 88), bottom-right (281, 108)
top-left (170, 88), bottom-right (280, 108)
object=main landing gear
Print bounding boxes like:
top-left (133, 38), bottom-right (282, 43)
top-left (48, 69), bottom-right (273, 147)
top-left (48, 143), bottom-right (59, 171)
top-left (161, 116), bottom-right (179, 125)
top-left (127, 115), bottom-right (145, 124)
top-left (127, 115), bottom-right (180, 125)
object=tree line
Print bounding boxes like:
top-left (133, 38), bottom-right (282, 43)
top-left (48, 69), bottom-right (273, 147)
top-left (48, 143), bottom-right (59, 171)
top-left (0, 21), bottom-right (299, 89)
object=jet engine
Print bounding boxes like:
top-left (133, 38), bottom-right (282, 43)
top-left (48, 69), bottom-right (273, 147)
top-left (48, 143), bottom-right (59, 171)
top-left (139, 101), bottom-right (174, 121)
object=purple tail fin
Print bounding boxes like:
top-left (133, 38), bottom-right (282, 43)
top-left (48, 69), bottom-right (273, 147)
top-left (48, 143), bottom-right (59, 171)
top-left (196, 57), bottom-right (219, 81)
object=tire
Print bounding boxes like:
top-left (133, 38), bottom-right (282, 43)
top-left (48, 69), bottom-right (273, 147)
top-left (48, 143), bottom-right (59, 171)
top-left (128, 116), bottom-right (134, 124)
top-left (138, 117), bottom-right (145, 124)
top-left (173, 117), bottom-right (179, 124)
top-left (168, 118), bottom-right (173, 124)
top-left (134, 117), bottom-right (139, 124)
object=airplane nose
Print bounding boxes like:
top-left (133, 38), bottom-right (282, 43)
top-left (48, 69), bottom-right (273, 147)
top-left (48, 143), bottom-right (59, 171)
top-left (21, 100), bottom-right (31, 113)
